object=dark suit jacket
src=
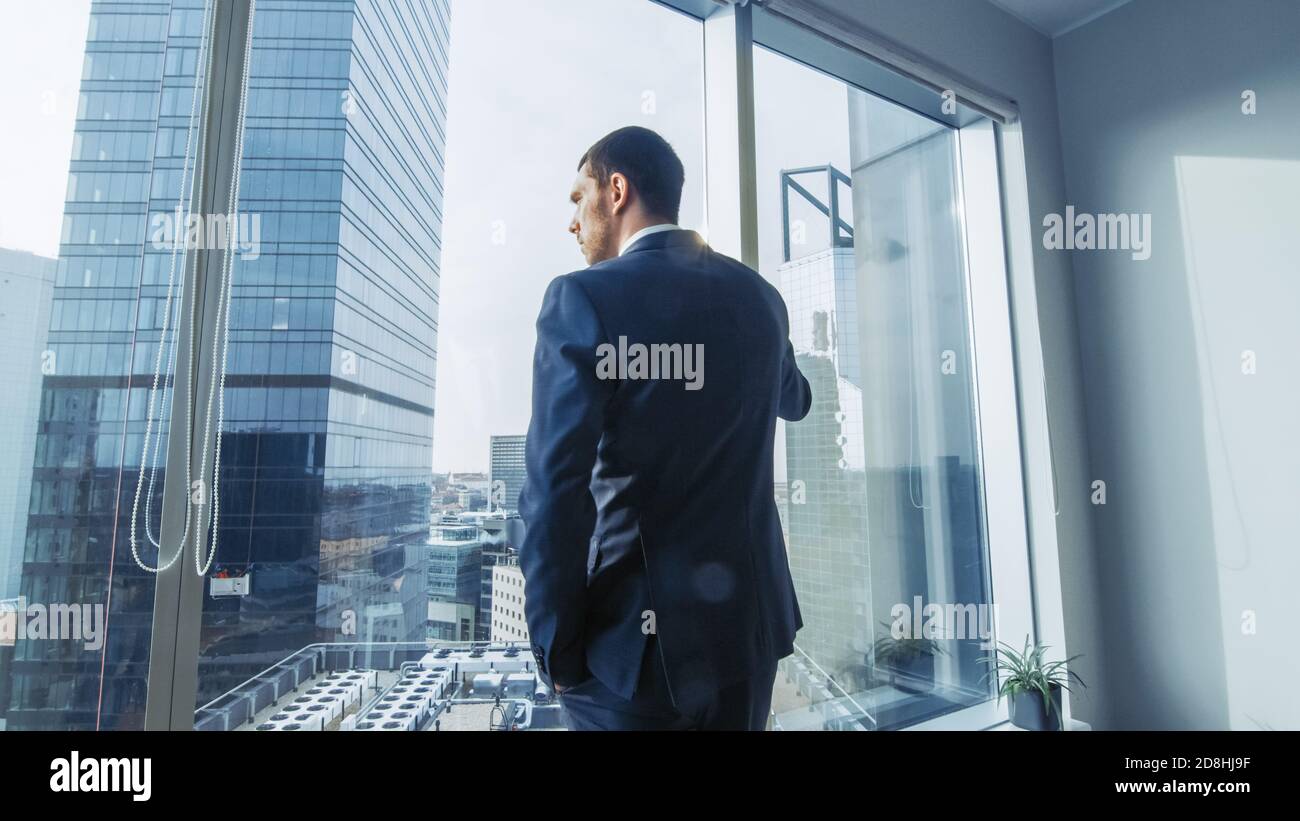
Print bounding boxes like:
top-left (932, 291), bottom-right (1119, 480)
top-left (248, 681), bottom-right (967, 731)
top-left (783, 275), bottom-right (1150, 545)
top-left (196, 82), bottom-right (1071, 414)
top-left (518, 228), bottom-right (811, 712)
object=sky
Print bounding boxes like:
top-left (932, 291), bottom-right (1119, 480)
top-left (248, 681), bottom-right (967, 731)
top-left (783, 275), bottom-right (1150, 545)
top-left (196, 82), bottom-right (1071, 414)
top-left (0, 0), bottom-right (852, 476)
top-left (0, 0), bottom-right (91, 257)
top-left (433, 1), bottom-right (851, 472)
top-left (432, 0), bottom-right (707, 472)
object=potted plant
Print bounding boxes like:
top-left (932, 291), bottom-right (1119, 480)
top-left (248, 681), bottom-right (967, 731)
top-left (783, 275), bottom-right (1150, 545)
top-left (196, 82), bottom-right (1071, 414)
top-left (871, 620), bottom-right (947, 694)
top-left (977, 635), bottom-right (1086, 731)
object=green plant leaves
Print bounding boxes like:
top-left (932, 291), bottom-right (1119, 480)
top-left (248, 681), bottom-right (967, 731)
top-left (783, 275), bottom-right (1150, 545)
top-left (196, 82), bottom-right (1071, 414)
top-left (974, 634), bottom-right (1087, 725)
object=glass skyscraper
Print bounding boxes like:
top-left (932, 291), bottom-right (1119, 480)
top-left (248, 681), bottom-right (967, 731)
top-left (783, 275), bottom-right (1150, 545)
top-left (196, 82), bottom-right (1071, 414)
top-left (424, 522), bottom-right (481, 642)
top-left (780, 242), bottom-right (871, 679)
top-left (488, 434), bottom-right (525, 514)
top-left (3, 0), bottom-right (449, 729)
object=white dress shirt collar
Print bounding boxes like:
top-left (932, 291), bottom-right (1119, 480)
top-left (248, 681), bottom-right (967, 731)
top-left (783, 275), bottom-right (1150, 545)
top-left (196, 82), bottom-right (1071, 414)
top-left (618, 223), bottom-right (680, 256)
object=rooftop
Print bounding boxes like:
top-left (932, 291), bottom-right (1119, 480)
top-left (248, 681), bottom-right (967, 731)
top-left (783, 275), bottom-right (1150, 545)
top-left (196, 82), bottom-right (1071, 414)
top-left (197, 642), bottom-right (566, 732)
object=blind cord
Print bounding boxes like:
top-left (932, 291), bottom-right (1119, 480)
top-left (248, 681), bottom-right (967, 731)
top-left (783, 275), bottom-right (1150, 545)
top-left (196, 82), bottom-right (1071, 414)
top-left (130, 0), bottom-right (216, 573)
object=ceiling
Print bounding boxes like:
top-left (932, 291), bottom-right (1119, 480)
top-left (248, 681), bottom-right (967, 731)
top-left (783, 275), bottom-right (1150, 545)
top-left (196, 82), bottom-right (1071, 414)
top-left (985, 0), bottom-right (1134, 37)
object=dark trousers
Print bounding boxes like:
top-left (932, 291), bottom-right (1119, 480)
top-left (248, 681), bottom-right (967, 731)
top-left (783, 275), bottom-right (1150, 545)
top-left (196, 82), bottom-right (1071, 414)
top-left (558, 635), bottom-right (778, 731)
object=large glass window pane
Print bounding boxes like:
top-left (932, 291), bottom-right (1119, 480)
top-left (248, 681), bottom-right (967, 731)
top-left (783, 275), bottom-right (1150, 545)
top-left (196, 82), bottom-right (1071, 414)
top-left (190, 0), bottom-right (407, 716)
top-left (0, 0), bottom-right (185, 730)
top-left (755, 45), bottom-right (997, 730)
top-left (191, 0), bottom-right (705, 732)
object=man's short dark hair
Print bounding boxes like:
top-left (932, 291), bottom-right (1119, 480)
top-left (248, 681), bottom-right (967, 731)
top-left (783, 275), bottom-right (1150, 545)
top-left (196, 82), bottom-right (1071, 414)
top-left (578, 126), bottom-right (685, 223)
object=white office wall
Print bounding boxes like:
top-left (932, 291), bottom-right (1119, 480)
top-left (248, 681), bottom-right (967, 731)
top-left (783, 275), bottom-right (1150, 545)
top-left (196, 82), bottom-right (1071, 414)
top-left (1054, 0), bottom-right (1300, 728)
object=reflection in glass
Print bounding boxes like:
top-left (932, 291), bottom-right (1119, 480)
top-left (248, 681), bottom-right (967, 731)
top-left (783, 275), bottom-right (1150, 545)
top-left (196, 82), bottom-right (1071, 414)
top-left (1, 0), bottom-right (171, 730)
top-left (757, 46), bottom-right (995, 730)
top-left (194, 0), bottom-right (448, 708)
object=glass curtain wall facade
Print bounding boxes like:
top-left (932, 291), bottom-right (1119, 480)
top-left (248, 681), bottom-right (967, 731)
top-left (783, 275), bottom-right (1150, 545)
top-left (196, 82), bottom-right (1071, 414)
top-left (3, 0), bottom-right (449, 728)
top-left (488, 434), bottom-right (525, 514)
top-left (5, 0), bottom-right (174, 730)
top-left (195, 0), bottom-right (447, 706)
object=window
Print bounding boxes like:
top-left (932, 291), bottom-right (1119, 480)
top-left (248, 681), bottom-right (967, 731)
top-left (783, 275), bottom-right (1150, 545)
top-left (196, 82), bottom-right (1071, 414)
top-left (754, 45), bottom-right (997, 729)
top-left (1, 0), bottom-right (1041, 733)
top-left (188, 0), bottom-right (707, 722)
top-left (0, 0), bottom-right (171, 730)
top-left (750, 5), bottom-right (1035, 730)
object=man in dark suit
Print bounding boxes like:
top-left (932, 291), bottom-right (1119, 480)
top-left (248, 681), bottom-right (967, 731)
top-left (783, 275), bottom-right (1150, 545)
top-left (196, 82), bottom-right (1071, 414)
top-left (518, 126), bottom-right (811, 731)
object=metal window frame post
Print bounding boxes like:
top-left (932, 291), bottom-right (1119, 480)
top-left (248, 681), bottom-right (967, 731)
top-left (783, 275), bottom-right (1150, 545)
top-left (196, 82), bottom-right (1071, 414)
top-left (144, 0), bottom-right (254, 731)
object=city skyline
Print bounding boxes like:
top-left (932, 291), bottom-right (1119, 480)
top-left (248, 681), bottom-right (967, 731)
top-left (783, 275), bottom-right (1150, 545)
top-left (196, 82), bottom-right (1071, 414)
top-left (0, 1), bottom-right (843, 479)
top-left (2, 0), bottom-right (982, 735)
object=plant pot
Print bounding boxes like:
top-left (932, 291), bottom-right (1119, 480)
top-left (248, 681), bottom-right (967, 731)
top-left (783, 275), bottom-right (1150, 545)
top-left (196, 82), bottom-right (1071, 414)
top-left (1009, 684), bottom-right (1063, 731)
top-left (888, 652), bottom-right (935, 694)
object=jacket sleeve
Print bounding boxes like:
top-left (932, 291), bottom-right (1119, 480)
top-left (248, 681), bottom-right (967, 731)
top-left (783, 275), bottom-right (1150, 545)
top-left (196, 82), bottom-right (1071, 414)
top-left (778, 302), bottom-right (812, 422)
top-left (518, 274), bottom-right (613, 688)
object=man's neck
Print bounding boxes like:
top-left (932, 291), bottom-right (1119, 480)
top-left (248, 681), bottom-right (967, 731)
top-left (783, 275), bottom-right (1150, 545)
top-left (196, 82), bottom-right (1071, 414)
top-left (618, 220), bottom-right (679, 256)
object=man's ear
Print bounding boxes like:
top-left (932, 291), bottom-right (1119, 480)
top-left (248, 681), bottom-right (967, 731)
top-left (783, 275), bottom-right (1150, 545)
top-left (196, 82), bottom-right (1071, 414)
top-left (608, 171), bottom-right (630, 216)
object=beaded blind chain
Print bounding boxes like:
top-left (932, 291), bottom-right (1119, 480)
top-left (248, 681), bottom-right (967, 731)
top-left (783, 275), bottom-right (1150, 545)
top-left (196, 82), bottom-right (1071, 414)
top-left (129, 0), bottom-right (257, 578)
